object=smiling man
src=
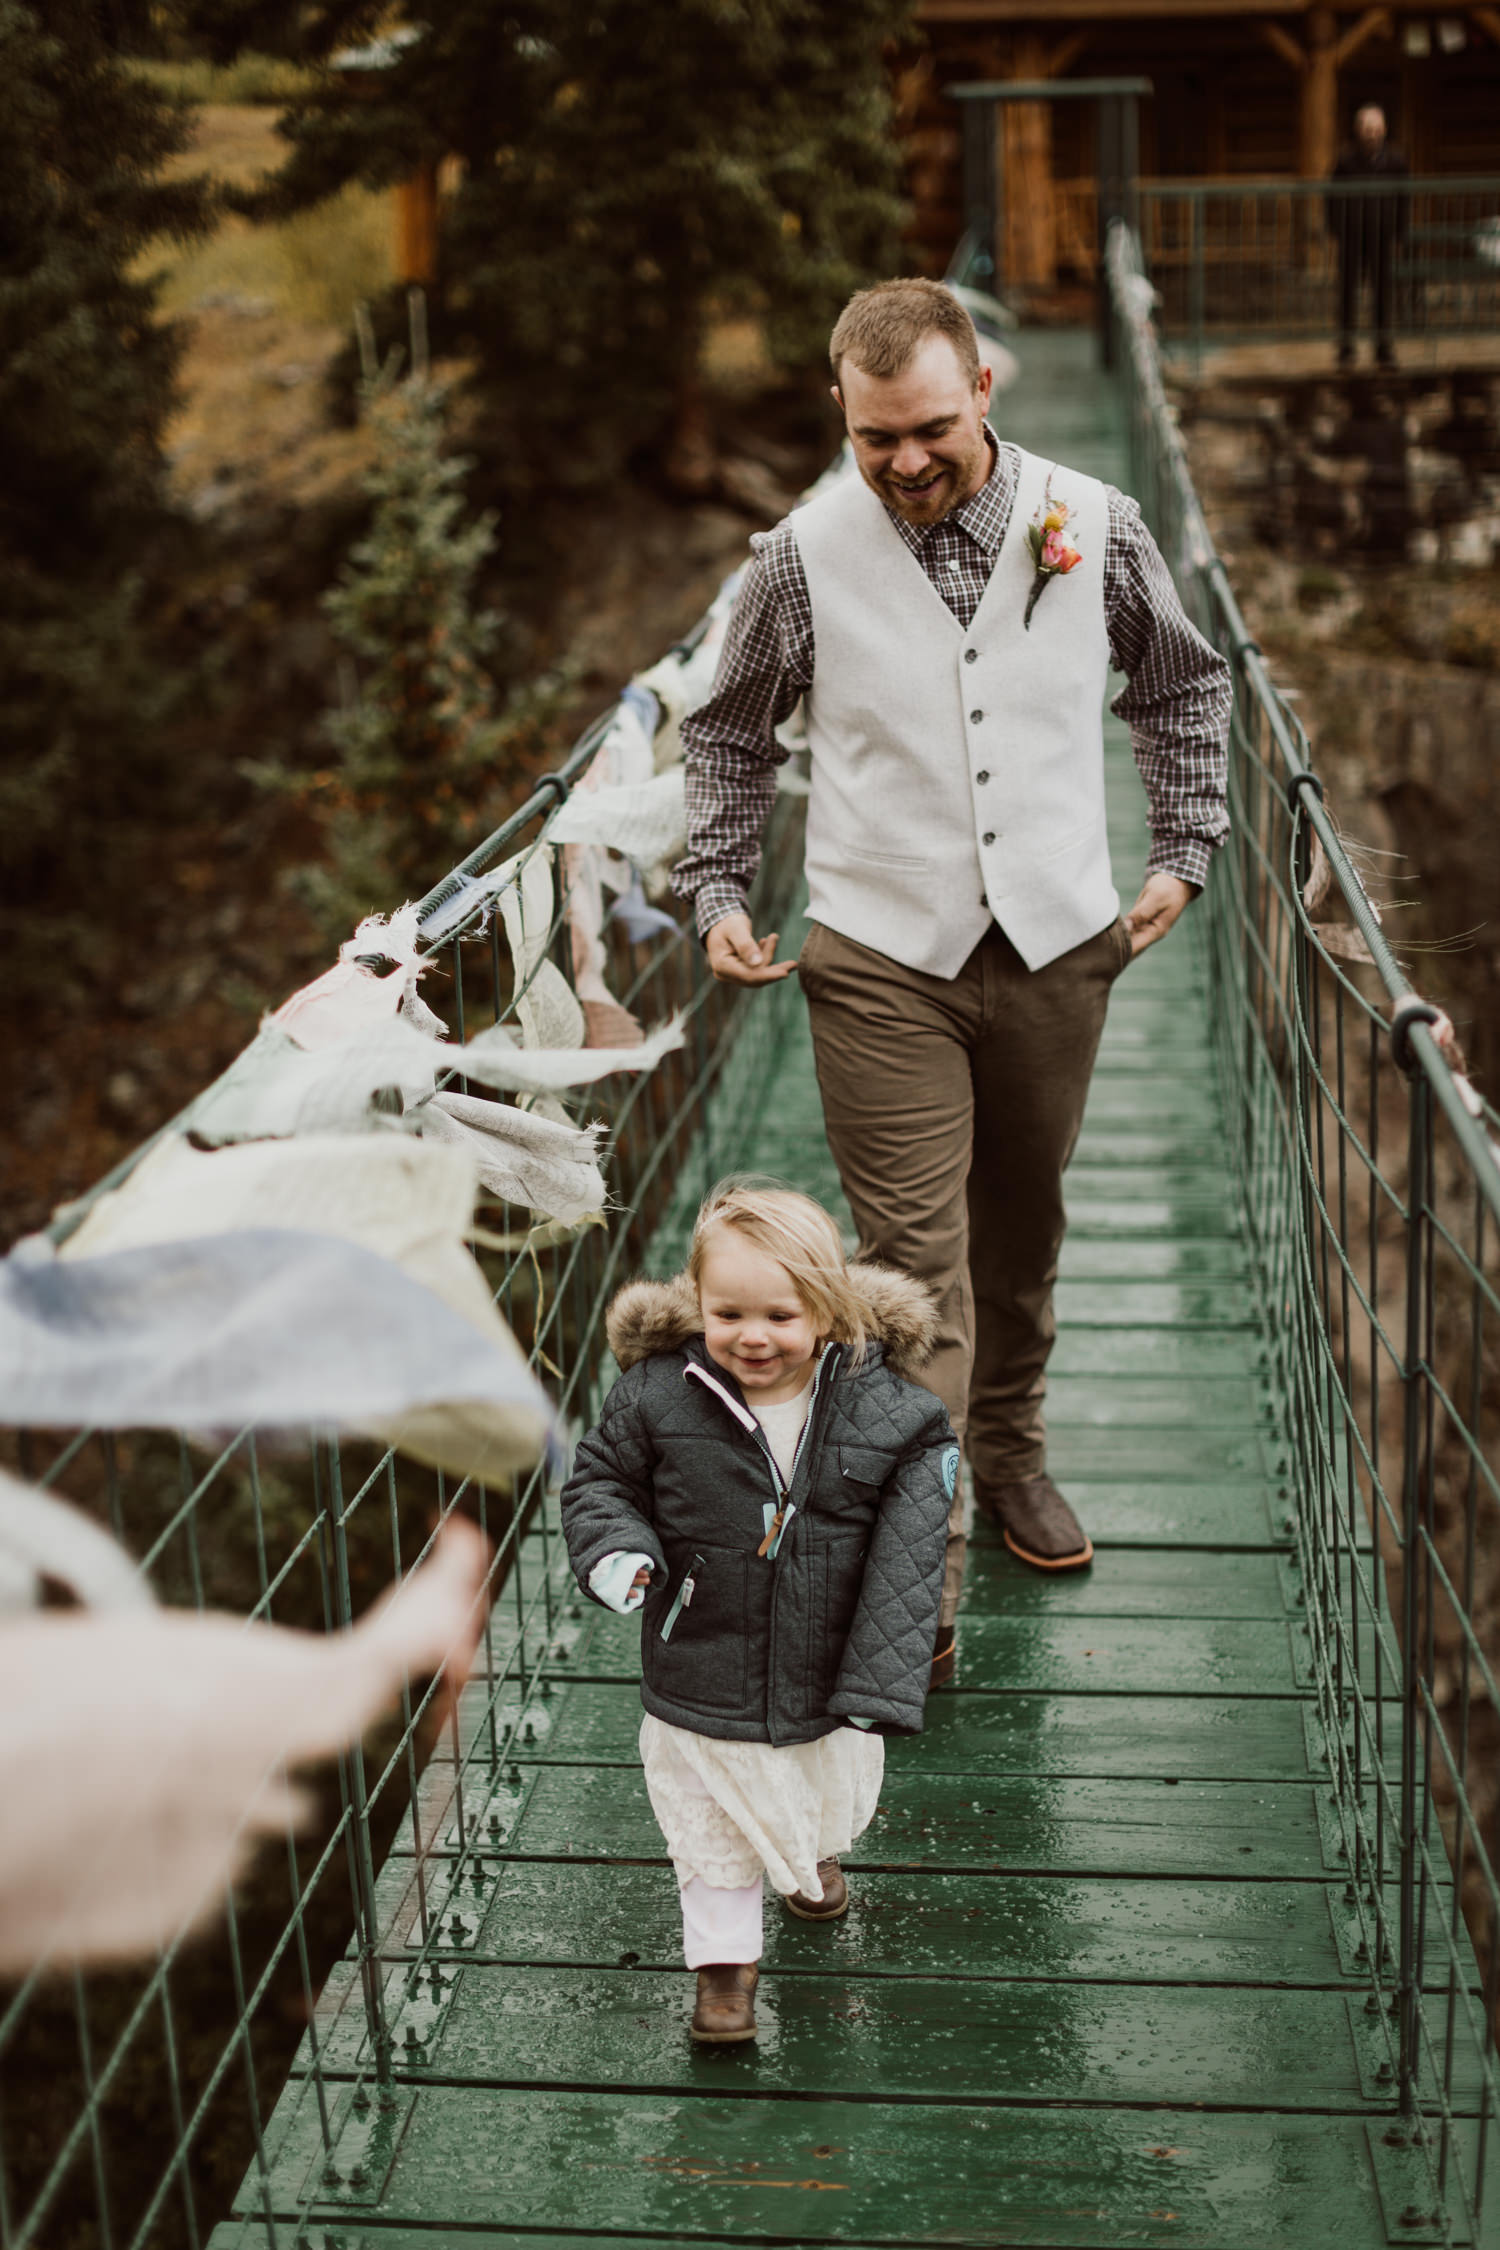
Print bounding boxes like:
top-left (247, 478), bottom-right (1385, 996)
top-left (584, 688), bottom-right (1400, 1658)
top-left (672, 278), bottom-right (1231, 1685)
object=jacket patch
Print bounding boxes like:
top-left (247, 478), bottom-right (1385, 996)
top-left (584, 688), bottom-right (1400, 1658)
top-left (941, 1444), bottom-right (960, 1498)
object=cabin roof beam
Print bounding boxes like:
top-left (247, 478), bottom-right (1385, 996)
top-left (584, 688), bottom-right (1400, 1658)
top-left (919, 0), bottom-right (1454, 20)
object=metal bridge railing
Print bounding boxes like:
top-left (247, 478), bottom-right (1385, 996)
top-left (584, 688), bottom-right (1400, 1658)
top-left (1136, 176), bottom-right (1500, 361)
top-left (0, 627), bottom-right (807, 2249)
top-left (1110, 219), bottom-right (1500, 2239)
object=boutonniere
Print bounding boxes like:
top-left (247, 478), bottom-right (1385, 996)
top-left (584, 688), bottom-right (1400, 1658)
top-left (1023, 477), bottom-right (1082, 629)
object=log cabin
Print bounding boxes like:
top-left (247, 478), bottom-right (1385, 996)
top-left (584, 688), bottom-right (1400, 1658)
top-left (898, 1), bottom-right (1500, 284)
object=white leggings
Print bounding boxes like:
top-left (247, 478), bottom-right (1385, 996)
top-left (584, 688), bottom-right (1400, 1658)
top-left (671, 1754), bottom-right (763, 1966)
top-left (680, 1874), bottom-right (763, 1968)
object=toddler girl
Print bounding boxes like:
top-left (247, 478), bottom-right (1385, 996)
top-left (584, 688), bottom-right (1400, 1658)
top-left (561, 1179), bottom-right (956, 2043)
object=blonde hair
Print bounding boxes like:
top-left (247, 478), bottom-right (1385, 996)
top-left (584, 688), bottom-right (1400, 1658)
top-left (829, 276), bottom-right (981, 390)
top-left (688, 1177), bottom-right (869, 1366)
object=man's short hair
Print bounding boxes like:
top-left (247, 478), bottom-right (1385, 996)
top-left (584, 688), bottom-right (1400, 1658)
top-left (829, 277), bottom-right (981, 391)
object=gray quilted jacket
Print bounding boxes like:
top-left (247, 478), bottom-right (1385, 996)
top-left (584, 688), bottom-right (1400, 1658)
top-left (560, 1264), bottom-right (956, 1744)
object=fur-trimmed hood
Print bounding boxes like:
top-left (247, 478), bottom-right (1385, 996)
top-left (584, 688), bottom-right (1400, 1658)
top-left (605, 1261), bottom-right (938, 1382)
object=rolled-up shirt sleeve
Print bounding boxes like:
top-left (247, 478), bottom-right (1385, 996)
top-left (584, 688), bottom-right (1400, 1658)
top-left (672, 528), bottom-right (815, 939)
top-left (1104, 492), bottom-right (1232, 891)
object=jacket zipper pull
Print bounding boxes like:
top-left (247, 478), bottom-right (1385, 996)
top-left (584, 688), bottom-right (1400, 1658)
top-left (757, 1507), bottom-right (785, 1560)
top-left (660, 1552), bottom-right (704, 1642)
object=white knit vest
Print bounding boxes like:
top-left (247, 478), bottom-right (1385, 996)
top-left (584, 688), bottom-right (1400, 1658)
top-left (791, 446), bottom-right (1116, 977)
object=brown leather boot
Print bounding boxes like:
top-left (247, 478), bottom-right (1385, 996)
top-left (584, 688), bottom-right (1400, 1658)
top-left (690, 1962), bottom-right (758, 2042)
top-left (785, 1857), bottom-right (849, 1922)
top-left (977, 1473), bottom-right (1094, 1571)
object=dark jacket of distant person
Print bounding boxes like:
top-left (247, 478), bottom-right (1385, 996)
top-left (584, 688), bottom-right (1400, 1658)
top-left (1327, 135), bottom-right (1411, 261)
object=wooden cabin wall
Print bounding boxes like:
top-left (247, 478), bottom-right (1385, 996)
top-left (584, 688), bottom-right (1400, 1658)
top-left (896, 11), bottom-right (1500, 276)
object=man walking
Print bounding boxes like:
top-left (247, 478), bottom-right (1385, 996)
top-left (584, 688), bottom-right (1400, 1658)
top-left (1328, 105), bottom-right (1409, 370)
top-left (672, 279), bottom-right (1231, 1684)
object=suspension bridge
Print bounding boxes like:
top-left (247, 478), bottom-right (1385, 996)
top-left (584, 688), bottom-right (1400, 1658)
top-left (3, 230), bottom-right (1497, 2250)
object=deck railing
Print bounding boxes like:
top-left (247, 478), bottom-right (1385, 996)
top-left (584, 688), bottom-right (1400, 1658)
top-left (0, 621), bottom-right (808, 2249)
top-left (1109, 217), bottom-right (1500, 2239)
top-left (1136, 176), bottom-right (1500, 361)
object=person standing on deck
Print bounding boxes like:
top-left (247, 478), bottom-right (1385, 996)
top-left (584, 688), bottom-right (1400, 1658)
top-left (670, 279), bottom-right (1233, 1688)
top-left (1327, 105), bottom-right (1410, 371)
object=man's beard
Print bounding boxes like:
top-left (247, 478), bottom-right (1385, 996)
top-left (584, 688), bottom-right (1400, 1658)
top-left (878, 436), bottom-right (989, 526)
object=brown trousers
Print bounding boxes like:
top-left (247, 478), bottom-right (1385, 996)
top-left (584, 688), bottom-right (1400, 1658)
top-left (797, 914), bottom-right (1130, 1630)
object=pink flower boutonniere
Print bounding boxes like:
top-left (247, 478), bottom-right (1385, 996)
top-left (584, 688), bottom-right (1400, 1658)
top-left (1024, 481), bottom-right (1083, 629)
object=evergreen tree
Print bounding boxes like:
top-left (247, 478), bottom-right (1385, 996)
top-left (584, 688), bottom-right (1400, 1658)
top-left (0, 0), bottom-right (208, 973)
top-left (184, 0), bottom-right (911, 485)
top-left (270, 315), bottom-right (558, 933)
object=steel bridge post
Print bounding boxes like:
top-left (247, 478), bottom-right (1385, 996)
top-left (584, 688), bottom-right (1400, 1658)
top-left (959, 94), bottom-right (997, 287)
top-left (1397, 1067), bottom-right (1431, 2114)
top-left (325, 1438), bottom-right (396, 2091)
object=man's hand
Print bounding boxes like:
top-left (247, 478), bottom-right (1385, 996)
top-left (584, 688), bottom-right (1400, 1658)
top-left (704, 912), bottom-right (797, 986)
top-left (1123, 873), bottom-right (1195, 958)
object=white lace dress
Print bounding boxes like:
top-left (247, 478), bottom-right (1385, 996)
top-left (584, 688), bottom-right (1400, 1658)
top-left (639, 1371), bottom-right (885, 1902)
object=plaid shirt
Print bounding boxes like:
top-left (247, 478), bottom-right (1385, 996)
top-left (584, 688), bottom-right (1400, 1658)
top-left (673, 432), bottom-right (1232, 939)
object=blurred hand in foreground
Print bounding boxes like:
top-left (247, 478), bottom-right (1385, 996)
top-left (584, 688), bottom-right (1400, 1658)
top-left (0, 1510), bottom-right (492, 1971)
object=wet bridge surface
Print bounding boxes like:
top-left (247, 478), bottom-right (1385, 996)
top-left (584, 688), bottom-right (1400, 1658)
top-left (210, 333), bottom-right (1481, 2250)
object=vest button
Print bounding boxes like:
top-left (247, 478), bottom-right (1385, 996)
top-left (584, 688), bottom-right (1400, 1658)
top-left (969, 709), bottom-right (984, 724)
top-left (964, 648), bottom-right (977, 664)
top-left (976, 770), bottom-right (990, 784)
top-left (982, 831), bottom-right (996, 846)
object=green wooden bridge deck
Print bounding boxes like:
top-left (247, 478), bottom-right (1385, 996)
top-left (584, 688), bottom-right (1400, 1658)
top-left (206, 333), bottom-right (1491, 2250)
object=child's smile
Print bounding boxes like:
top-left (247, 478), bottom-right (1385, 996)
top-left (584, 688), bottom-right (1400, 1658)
top-left (698, 1235), bottom-right (821, 1406)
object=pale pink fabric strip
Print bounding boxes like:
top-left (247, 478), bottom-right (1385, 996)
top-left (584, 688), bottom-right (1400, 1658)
top-left (680, 1874), bottom-right (763, 1968)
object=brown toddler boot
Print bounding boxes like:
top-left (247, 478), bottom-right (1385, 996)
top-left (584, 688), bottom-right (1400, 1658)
top-left (785, 1857), bottom-right (849, 1922)
top-left (690, 1962), bottom-right (758, 2043)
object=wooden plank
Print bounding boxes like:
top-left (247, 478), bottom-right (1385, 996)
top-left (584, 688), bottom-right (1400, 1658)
top-left (1076, 1078), bottom-right (1222, 1125)
top-left (1094, 1009), bottom-right (1225, 1045)
top-left (1049, 1328), bottom-right (1260, 1371)
top-left (1097, 983), bottom-right (1217, 1016)
top-left (368, 1858), bottom-right (1352, 1982)
top-left (1056, 1236), bottom-right (1248, 1277)
top-left (546, 1608), bottom-right (1306, 1695)
top-left (529, 1476), bottom-right (1287, 1569)
top-left (452, 1677), bottom-right (1318, 1780)
top-left (1072, 1128), bottom-right (1227, 1165)
top-left (405, 1964), bottom-right (1490, 2119)
top-left (213, 2237), bottom-right (783, 2250)
top-left (242, 2083), bottom-right (1428, 2247)
top-left (1043, 1428), bottom-right (1278, 1475)
top-left (1066, 1171), bottom-right (1230, 1217)
top-left (1058, 1205), bottom-right (1240, 1240)
top-left (1098, 974), bottom-right (1214, 1006)
top-left (1054, 1278), bottom-right (1256, 1325)
top-left (414, 1964), bottom-right (1415, 2112)
top-left (488, 1766), bottom-right (1330, 1879)
top-left (213, 2235), bottom-right (830, 2250)
top-left (1040, 1372), bottom-right (1266, 1426)
top-left (529, 1475), bottom-right (1291, 1550)
top-left (1063, 1171), bottom-right (1243, 1212)
top-left (514, 1492), bottom-right (1288, 1605)
top-left (975, 1476), bottom-right (1289, 1545)
top-left (958, 1547), bottom-right (1292, 1617)
top-left (1089, 1054), bottom-right (1228, 1085)
top-left (362, 1861), bottom-right (1443, 2002)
